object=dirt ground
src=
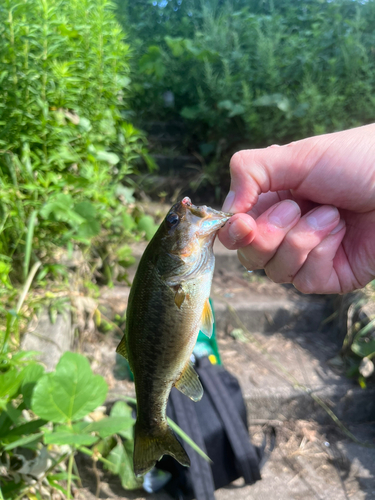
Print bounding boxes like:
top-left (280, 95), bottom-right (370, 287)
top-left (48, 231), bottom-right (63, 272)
top-left (75, 420), bottom-right (375, 500)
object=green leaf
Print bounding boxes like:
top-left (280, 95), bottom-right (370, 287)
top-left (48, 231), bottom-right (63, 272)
top-left (180, 106), bottom-right (201, 120)
top-left (31, 352), bottom-right (108, 423)
top-left (44, 431), bottom-right (98, 446)
top-left (165, 36), bottom-right (186, 57)
top-left (0, 368), bottom-right (24, 401)
top-left (85, 415), bottom-right (134, 439)
top-left (122, 212), bottom-right (136, 231)
top-left (21, 363), bottom-right (45, 408)
top-left (78, 117), bottom-right (92, 132)
top-left (110, 401), bottom-right (134, 439)
top-left (96, 151), bottom-right (120, 165)
top-left (40, 194), bottom-right (84, 226)
top-left (139, 46), bottom-right (166, 79)
top-left (137, 215), bottom-right (157, 241)
top-left (351, 339), bottom-right (375, 358)
top-left (116, 245), bottom-right (135, 268)
top-left (5, 419), bottom-right (47, 438)
top-left (73, 201), bottom-right (96, 219)
top-left (74, 201), bottom-right (101, 238)
top-left (105, 441), bottom-right (142, 490)
top-left (4, 432), bottom-right (43, 451)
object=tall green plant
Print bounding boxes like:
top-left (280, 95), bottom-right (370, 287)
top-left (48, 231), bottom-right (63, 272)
top-left (120, 0), bottom-right (375, 159)
top-left (0, 0), bottom-right (155, 346)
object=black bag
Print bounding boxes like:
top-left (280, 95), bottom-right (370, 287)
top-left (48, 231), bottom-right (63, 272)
top-left (157, 356), bottom-right (270, 500)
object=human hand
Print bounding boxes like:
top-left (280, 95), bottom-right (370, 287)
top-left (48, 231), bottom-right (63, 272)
top-left (218, 124), bottom-right (375, 294)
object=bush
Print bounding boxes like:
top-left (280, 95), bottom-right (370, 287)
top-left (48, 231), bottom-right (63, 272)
top-left (118, 0), bottom-right (375, 187)
top-left (0, 350), bottom-right (141, 499)
top-left (0, 0), bottom-right (156, 344)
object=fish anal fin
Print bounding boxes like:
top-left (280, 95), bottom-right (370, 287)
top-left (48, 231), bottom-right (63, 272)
top-left (133, 421), bottom-right (190, 476)
top-left (116, 336), bottom-right (128, 360)
top-left (175, 362), bottom-right (203, 402)
top-left (174, 285), bottom-right (186, 309)
top-left (200, 298), bottom-right (214, 338)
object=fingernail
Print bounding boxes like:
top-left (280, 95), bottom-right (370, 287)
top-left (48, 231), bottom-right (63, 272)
top-left (268, 200), bottom-right (300, 228)
top-left (228, 218), bottom-right (253, 242)
top-left (330, 219), bottom-right (346, 235)
top-left (222, 191), bottom-right (235, 212)
top-left (238, 248), bottom-right (252, 268)
top-left (306, 206), bottom-right (339, 230)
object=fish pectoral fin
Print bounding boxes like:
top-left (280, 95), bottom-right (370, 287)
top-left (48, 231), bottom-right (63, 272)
top-left (174, 285), bottom-right (186, 309)
top-left (175, 361), bottom-right (203, 402)
top-left (116, 336), bottom-right (128, 360)
top-left (200, 298), bottom-right (214, 338)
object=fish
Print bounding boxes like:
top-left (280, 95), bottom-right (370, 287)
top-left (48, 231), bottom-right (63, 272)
top-left (116, 197), bottom-right (232, 476)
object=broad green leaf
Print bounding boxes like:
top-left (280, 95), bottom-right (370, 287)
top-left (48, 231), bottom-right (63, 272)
top-left (105, 441), bottom-right (142, 490)
top-left (40, 195), bottom-right (84, 226)
top-left (85, 415), bottom-right (134, 439)
top-left (44, 431), bottom-right (98, 446)
top-left (21, 363), bottom-right (45, 408)
top-left (76, 219), bottom-right (101, 239)
top-left (73, 201), bottom-right (96, 219)
top-left (137, 215), bottom-right (157, 241)
top-left (110, 401), bottom-right (135, 439)
top-left (0, 368), bottom-right (24, 401)
top-left (74, 201), bottom-right (100, 238)
top-left (121, 212), bottom-right (136, 231)
top-left (351, 339), bottom-right (375, 358)
top-left (31, 352), bottom-right (108, 423)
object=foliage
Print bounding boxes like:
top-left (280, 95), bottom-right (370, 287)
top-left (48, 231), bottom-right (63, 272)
top-left (341, 281), bottom-right (375, 388)
top-left (0, 351), bottom-right (141, 499)
top-left (0, 0), bottom-right (157, 347)
top-left (117, 0), bottom-right (375, 194)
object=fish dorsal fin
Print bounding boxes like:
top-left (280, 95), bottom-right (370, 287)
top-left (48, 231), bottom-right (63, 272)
top-left (175, 361), bottom-right (203, 402)
top-left (200, 298), bottom-right (214, 338)
top-left (174, 285), bottom-right (186, 309)
top-left (116, 336), bottom-right (128, 360)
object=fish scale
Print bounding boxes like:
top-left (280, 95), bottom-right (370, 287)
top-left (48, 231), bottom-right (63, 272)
top-left (116, 198), bottom-right (232, 476)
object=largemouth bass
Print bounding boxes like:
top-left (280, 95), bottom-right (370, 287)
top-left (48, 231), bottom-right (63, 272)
top-left (116, 197), bottom-right (231, 476)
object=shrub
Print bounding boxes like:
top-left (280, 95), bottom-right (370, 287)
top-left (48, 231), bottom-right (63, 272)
top-left (118, 0), bottom-right (375, 192)
top-left (0, 0), bottom-right (156, 344)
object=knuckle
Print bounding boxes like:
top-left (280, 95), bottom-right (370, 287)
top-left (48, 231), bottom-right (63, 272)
top-left (265, 265), bottom-right (292, 284)
top-left (293, 275), bottom-right (317, 294)
top-left (230, 150), bottom-right (251, 176)
top-left (284, 233), bottom-right (306, 252)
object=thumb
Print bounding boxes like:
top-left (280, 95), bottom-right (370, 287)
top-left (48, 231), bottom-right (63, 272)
top-left (222, 124), bottom-right (375, 214)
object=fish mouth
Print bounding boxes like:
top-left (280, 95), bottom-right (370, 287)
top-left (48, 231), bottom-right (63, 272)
top-left (182, 197), bottom-right (232, 236)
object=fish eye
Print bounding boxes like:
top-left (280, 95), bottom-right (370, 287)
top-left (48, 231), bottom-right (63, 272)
top-left (166, 213), bottom-right (180, 228)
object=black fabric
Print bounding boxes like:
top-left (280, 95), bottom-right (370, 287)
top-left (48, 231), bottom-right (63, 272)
top-left (158, 357), bottom-right (263, 500)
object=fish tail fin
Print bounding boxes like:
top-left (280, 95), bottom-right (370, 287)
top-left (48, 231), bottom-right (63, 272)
top-left (133, 420), bottom-right (190, 476)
